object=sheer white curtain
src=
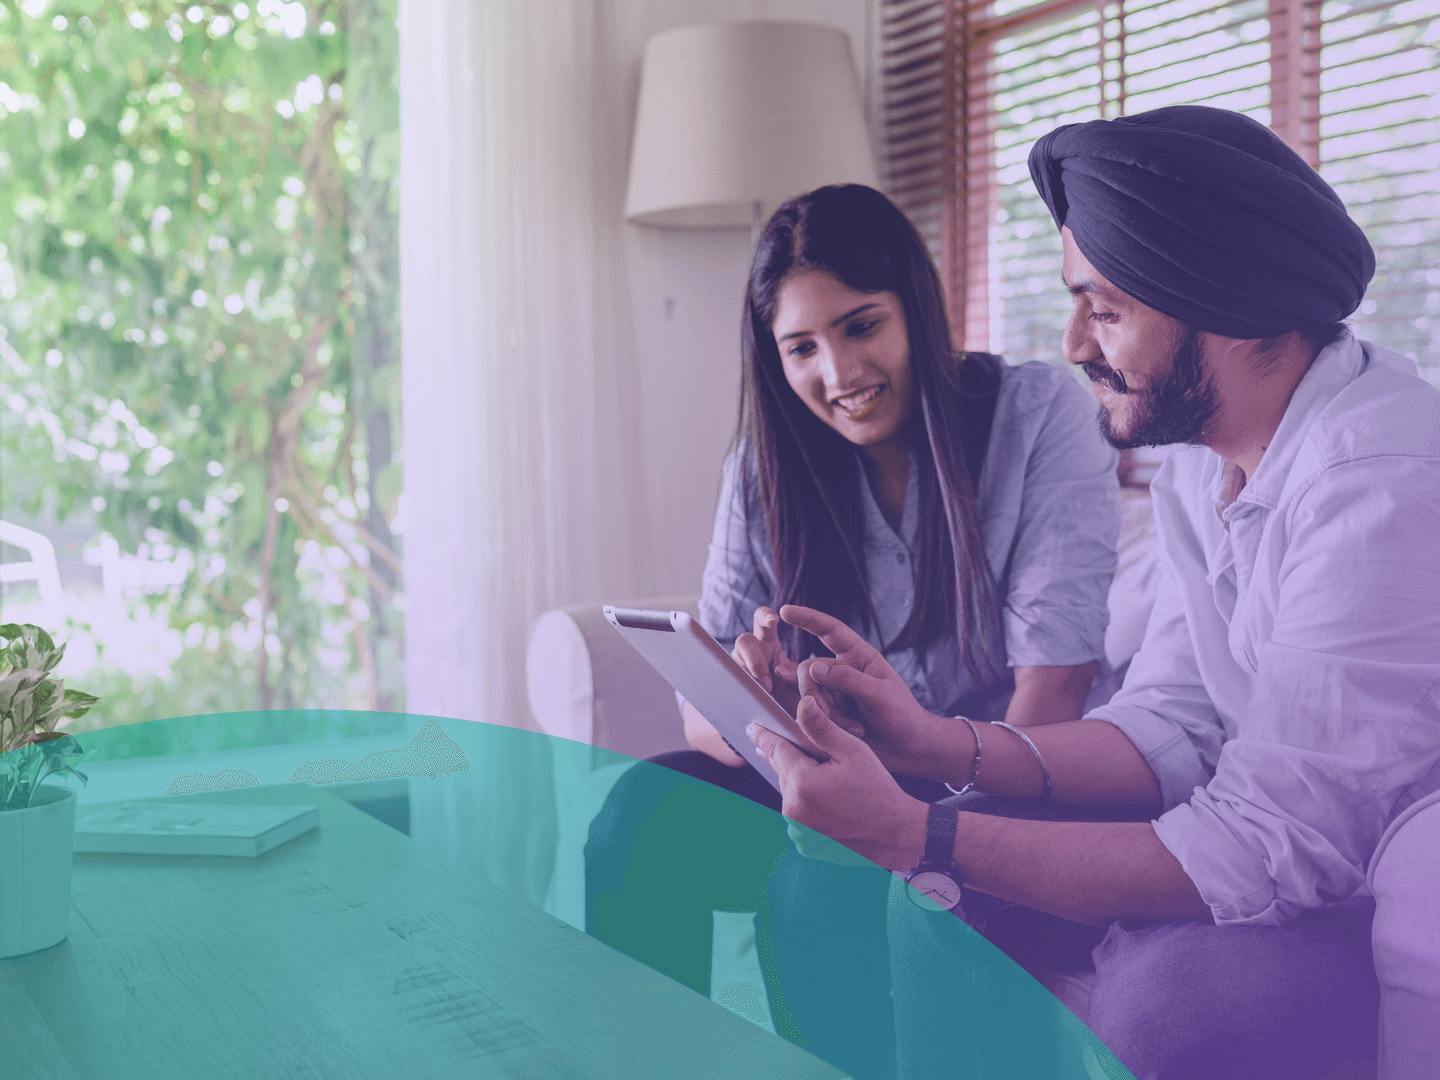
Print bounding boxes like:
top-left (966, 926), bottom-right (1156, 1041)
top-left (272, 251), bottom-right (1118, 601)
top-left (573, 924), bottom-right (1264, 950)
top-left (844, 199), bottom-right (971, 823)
top-left (400, 0), bottom-right (658, 896)
top-left (398, 0), bottom-right (870, 895)
top-left (401, 0), bottom-right (652, 734)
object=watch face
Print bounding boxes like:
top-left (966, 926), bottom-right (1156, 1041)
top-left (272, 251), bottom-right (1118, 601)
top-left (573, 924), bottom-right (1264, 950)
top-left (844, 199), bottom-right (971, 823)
top-left (905, 869), bottom-right (964, 913)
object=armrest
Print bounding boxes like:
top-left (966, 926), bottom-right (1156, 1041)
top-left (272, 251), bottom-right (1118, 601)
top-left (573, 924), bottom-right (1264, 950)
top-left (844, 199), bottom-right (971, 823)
top-left (1369, 790), bottom-right (1440, 1080)
top-left (526, 595), bottom-right (697, 761)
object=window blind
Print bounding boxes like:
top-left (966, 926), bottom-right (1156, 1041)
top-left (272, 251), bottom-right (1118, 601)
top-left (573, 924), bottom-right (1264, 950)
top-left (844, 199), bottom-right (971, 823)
top-left (973, 1), bottom-right (1105, 360)
top-left (1318, 0), bottom-right (1440, 368)
top-left (878, 0), bottom-right (964, 335)
top-left (878, 0), bottom-right (1440, 378)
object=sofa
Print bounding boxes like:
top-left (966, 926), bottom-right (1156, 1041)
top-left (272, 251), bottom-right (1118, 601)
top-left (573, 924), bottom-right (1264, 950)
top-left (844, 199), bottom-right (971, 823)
top-left (525, 487), bottom-right (1438, 1076)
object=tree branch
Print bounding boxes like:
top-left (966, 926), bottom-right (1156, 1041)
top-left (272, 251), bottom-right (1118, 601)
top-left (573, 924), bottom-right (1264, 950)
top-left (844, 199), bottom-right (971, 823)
top-left (289, 455), bottom-right (402, 580)
top-left (283, 477), bottom-right (394, 605)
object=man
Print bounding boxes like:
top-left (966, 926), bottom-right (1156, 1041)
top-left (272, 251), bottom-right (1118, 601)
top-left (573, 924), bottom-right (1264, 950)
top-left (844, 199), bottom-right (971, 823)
top-left (747, 106), bottom-right (1440, 1079)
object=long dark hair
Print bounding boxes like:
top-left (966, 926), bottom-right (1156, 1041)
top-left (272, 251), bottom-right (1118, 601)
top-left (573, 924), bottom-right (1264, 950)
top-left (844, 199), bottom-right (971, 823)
top-left (735, 184), bottom-right (1002, 679)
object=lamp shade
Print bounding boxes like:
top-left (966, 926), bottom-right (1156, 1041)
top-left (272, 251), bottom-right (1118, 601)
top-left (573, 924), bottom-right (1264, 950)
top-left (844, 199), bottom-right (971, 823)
top-left (624, 21), bottom-right (879, 228)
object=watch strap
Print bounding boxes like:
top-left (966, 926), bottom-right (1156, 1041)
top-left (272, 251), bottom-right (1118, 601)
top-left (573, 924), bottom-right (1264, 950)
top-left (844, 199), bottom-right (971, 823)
top-left (922, 800), bottom-right (959, 869)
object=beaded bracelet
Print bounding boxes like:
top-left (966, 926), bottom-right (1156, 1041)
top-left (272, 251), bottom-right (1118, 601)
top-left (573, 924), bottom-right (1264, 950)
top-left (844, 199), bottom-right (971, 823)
top-left (944, 716), bottom-right (983, 797)
top-left (991, 720), bottom-right (1053, 802)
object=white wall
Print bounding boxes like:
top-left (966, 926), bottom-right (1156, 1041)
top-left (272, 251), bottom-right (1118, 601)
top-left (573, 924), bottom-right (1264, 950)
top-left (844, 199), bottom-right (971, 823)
top-left (616, 0), bottom-right (875, 597)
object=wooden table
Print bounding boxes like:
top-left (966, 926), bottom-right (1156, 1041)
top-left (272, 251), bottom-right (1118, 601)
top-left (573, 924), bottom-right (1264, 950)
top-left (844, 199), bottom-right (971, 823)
top-left (0, 786), bottom-right (845, 1079)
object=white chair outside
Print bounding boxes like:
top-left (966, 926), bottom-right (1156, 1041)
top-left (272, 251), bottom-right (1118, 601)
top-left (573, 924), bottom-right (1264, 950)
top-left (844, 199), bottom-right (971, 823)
top-left (0, 520), bottom-right (66, 626)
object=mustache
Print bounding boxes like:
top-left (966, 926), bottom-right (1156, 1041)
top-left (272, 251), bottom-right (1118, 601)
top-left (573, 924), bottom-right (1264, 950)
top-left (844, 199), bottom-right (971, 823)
top-left (1081, 360), bottom-right (1129, 394)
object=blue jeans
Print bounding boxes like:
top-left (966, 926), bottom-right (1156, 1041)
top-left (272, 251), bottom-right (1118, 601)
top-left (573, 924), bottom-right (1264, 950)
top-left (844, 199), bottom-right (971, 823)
top-left (585, 751), bottom-right (936, 1079)
top-left (887, 877), bottom-right (1379, 1080)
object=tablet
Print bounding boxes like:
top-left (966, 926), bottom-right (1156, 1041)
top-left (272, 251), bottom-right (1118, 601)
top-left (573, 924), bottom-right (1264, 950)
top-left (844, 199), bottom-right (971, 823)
top-left (603, 606), bottom-right (818, 789)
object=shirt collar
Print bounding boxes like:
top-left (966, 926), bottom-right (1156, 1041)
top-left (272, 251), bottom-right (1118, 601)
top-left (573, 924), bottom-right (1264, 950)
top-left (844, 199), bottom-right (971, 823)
top-left (1213, 331), bottom-right (1365, 520)
top-left (855, 446), bottom-right (920, 546)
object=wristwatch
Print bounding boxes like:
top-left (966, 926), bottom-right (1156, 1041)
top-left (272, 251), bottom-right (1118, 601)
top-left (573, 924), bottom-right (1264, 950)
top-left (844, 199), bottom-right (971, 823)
top-left (904, 801), bottom-right (967, 916)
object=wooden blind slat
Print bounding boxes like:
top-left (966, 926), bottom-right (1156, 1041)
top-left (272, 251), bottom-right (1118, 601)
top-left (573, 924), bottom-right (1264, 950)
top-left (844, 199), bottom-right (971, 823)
top-left (883, 0), bottom-right (947, 27)
top-left (1323, 135), bottom-right (1438, 167)
top-left (882, 33), bottom-right (946, 66)
top-left (883, 76), bottom-right (950, 110)
top-left (1124, 6), bottom-right (1269, 50)
top-left (1319, 13), bottom-right (1433, 53)
top-left (1322, 84), bottom-right (1434, 129)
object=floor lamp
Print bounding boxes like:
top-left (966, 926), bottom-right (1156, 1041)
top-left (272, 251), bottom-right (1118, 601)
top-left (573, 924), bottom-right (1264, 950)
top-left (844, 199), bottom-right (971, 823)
top-left (624, 21), bottom-right (879, 247)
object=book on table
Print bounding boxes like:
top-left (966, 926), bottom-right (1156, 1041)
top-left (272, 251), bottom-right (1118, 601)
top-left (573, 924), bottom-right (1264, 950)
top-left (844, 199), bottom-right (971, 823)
top-left (74, 800), bottom-right (319, 857)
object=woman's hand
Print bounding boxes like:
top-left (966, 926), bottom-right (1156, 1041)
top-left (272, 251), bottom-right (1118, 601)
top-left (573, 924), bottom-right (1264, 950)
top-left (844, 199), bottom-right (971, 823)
top-left (748, 692), bottom-right (926, 872)
top-left (732, 605), bottom-right (801, 716)
top-left (780, 604), bottom-right (942, 774)
top-left (682, 606), bottom-right (799, 769)
top-left (681, 700), bottom-right (746, 767)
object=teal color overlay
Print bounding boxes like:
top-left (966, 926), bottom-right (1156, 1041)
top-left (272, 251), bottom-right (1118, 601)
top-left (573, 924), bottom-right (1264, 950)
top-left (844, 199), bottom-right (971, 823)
top-left (0, 712), bottom-right (1133, 1078)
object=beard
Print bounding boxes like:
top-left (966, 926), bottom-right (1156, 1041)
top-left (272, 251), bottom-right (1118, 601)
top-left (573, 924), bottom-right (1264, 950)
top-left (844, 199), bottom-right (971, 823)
top-left (1083, 328), bottom-right (1220, 450)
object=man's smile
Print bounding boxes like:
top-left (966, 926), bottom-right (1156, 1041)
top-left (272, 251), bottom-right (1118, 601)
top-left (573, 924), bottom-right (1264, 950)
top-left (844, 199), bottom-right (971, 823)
top-left (1081, 360), bottom-right (1129, 395)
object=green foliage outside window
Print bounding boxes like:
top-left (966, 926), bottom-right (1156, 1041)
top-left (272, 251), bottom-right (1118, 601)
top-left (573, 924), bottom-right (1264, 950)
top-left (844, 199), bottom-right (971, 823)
top-left (0, 0), bottom-right (402, 756)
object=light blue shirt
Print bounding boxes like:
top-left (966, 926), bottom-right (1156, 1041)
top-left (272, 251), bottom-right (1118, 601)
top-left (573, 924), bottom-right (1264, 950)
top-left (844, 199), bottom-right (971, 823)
top-left (1089, 334), bottom-right (1440, 925)
top-left (698, 360), bottom-right (1120, 718)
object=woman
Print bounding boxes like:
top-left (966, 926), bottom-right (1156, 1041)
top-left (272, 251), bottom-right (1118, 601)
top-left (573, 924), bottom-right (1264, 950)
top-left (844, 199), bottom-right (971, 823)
top-left (586, 184), bottom-right (1118, 1077)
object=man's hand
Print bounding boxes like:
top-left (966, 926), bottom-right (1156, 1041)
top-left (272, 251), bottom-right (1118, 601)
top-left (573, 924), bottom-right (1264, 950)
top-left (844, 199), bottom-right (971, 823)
top-left (748, 691), bottom-right (926, 872)
top-left (780, 604), bottom-right (941, 774)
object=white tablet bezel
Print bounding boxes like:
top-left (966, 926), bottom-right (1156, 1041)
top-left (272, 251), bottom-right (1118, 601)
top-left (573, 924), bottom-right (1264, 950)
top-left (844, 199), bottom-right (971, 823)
top-left (602, 606), bottom-right (817, 789)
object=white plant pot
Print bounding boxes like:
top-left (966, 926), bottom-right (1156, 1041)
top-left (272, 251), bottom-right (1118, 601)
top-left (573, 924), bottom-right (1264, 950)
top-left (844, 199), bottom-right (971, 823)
top-left (0, 784), bottom-right (77, 959)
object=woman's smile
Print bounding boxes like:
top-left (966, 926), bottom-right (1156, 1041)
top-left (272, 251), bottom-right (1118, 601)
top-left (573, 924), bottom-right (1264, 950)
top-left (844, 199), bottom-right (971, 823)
top-left (834, 384), bottom-right (887, 420)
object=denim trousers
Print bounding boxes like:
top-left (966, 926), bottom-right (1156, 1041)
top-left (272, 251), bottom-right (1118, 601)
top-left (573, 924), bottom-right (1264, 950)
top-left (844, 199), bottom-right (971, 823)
top-left (585, 752), bottom-right (1379, 1079)
top-left (585, 750), bottom-right (935, 1078)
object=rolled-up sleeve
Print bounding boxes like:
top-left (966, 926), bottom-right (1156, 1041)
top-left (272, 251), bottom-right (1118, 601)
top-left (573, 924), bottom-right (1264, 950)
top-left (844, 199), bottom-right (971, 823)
top-left (696, 449), bottom-right (773, 653)
top-left (1153, 458), bottom-right (1440, 925)
top-left (1087, 550), bottom-right (1225, 812)
top-left (1002, 372), bottom-right (1120, 666)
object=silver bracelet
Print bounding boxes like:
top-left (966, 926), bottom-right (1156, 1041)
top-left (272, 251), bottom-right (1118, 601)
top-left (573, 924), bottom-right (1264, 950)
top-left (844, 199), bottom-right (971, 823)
top-left (990, 720), bottom-right (1053, 802)
top-left (944, 716), bottom-right (982, 797)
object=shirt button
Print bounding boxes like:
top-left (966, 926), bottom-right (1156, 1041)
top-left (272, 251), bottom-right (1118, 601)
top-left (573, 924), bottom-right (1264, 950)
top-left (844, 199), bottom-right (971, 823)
top-left (896, 552), bottom-right (907, 564)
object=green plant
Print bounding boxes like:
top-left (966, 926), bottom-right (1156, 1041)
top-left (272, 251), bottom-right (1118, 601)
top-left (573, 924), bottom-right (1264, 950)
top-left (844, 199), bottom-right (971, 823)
top-left (0, 624), bottom-right (97, 810)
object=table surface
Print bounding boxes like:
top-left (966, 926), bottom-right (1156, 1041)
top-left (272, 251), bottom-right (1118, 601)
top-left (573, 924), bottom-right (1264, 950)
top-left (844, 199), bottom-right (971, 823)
top-left (0, 782), bottom-right (844, 1079)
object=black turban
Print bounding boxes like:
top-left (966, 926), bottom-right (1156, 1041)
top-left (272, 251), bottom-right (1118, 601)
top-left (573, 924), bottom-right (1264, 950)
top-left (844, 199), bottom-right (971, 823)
top-left (1028, 105), bottom-right (1375, 338)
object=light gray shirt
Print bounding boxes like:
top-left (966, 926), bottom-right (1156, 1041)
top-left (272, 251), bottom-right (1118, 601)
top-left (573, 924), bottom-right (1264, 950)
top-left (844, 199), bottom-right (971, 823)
top-left (1089, 334), bottom-right (1440, 925)
top-left (698, 360), bottom-right (1120, 718)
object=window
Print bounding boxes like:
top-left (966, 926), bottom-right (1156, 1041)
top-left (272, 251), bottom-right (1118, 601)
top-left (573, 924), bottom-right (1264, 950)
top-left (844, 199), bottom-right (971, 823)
top-left (877, 0), bottom-right (1440, 377)
top-left (0, 0), bottom-right (402, 756)
top-left (1319, 0), bottom-right (1440, 363)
